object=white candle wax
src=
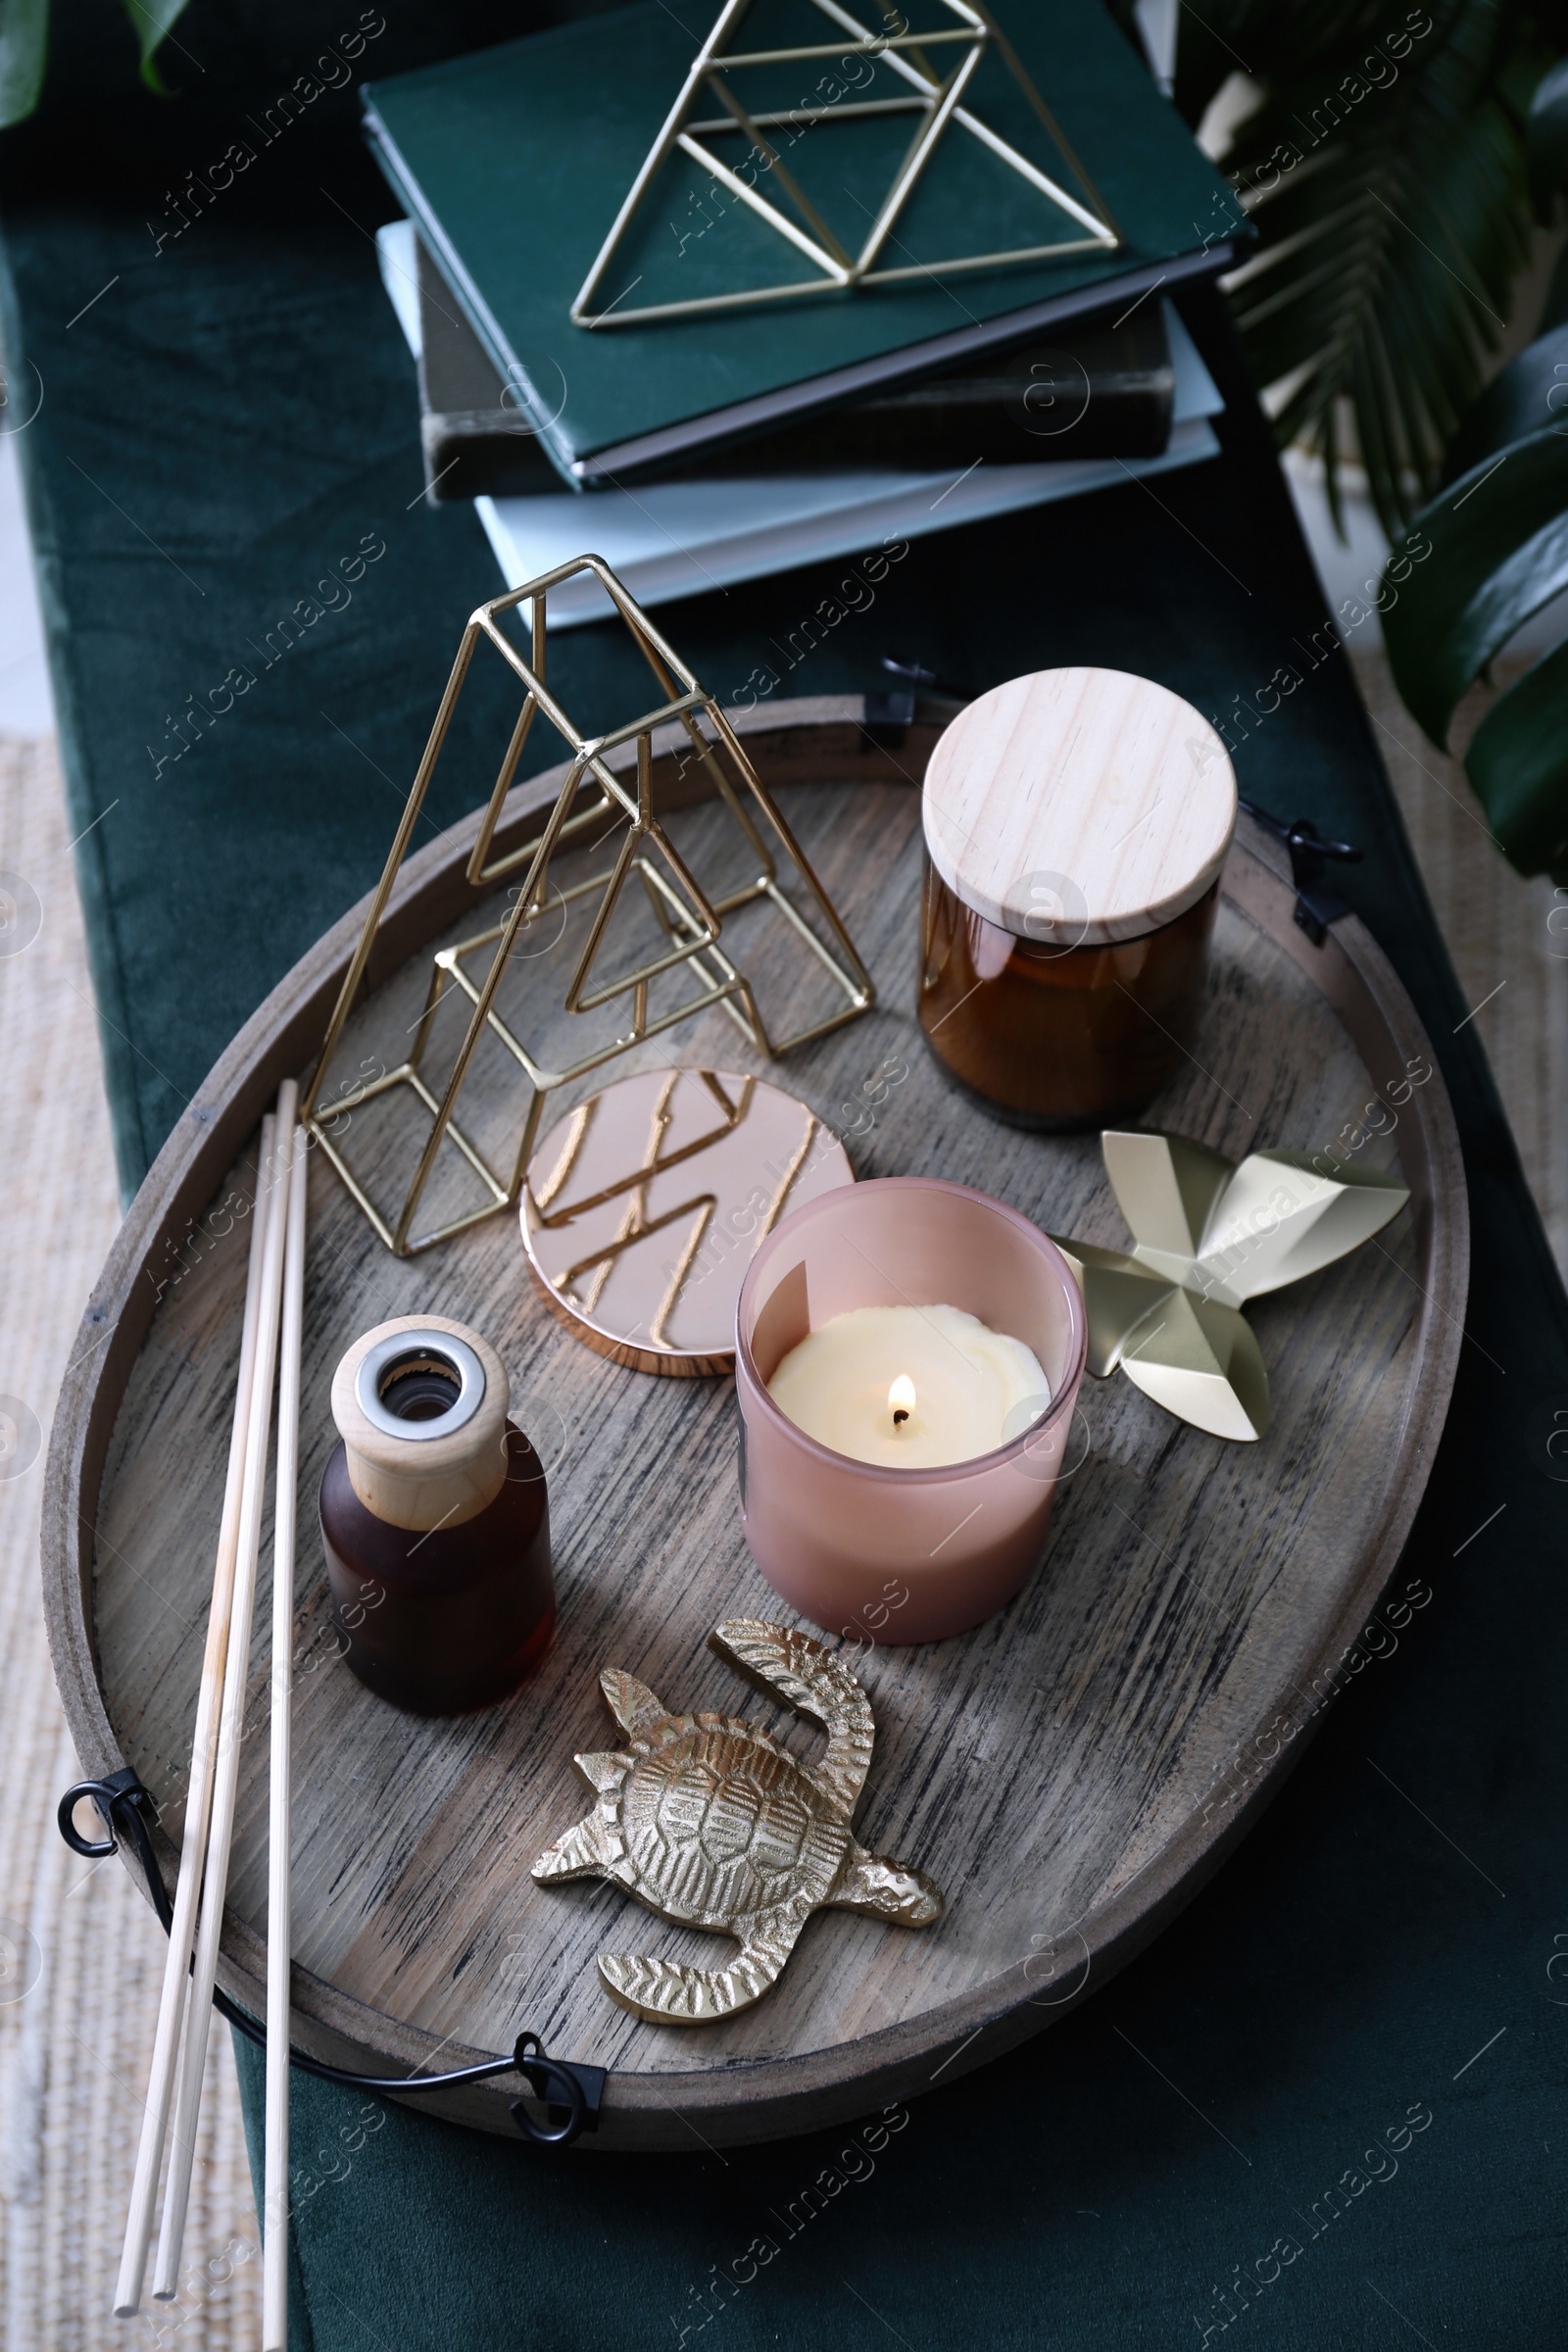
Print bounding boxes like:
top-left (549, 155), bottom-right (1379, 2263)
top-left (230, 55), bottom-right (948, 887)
top-left (766, 1303), bottom-right (1050, 1469)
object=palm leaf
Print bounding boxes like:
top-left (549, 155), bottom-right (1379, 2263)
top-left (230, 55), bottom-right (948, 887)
top-left (1104, 1), bottom-right (1558, 537)
top-left (1222, 1), bottom-right (1531, 536)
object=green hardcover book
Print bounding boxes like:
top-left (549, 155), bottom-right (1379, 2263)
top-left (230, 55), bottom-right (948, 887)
top-left (363, 0), bottom-right (1245, 487)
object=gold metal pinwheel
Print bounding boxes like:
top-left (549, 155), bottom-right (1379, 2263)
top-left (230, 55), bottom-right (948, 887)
top-left (1052, 1131), bottom-right (1409, 1443)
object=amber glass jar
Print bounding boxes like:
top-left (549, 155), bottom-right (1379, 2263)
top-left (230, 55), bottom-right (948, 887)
top-left (920, 862), bottom-right (1219, 1128)
top-left (919, 666), bottom-right (1236, 1130)
top-left (318, 1316), bottom-right (554, 1715)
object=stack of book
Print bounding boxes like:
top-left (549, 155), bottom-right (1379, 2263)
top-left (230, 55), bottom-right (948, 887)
top-left (364, 0), bottom-right (1246, 623)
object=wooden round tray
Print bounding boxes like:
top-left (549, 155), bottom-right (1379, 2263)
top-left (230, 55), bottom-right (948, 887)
top-left (43, 697), bottom-right (1467, 2151)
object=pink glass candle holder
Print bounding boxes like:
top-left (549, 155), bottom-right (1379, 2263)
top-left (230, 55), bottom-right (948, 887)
top-left (734, 1179), bottom-right (1088, 1644)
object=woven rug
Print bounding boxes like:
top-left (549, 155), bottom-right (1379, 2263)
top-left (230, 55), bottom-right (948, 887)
top-left (0, 735), bottom-right (261, 2347)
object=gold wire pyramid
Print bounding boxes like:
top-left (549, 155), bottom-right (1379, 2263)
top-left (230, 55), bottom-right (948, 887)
top-left (300, 557), bottom-right (873, 1256)
top-left (572, 0), bottom-right (1119, 328)
top-left (1053, 1132), bottom-right (1409, 1444)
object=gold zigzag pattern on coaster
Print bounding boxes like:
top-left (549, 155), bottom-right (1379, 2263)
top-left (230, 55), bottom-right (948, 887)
top-left (572, 0), bottom-right (1119, 328)
top-left (300, 556), bottom-right (873, 1257)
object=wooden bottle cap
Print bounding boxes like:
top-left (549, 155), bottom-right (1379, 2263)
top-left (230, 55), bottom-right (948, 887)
top-left (922, 667), bottom-right (1236, 947)
top-left (330, 1315), bottom-right (510, 1533)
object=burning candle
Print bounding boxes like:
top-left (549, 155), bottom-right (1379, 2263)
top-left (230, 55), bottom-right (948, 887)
top-left (735, 1180), bottom-right (1087, 1644)
top-left (767, 1304), bottom-right (1050, 1469)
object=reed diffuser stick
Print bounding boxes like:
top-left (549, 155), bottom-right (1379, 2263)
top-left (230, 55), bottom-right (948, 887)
top-left (113, 1113), bottom-right (277, 2319)
top-left (154, 1079), bottom-right (296, 2297)
top-left (263, 1117), bottom-right (307, 2350)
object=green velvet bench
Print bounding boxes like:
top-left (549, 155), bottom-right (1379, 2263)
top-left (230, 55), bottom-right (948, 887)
top-left (6, 7), bottom-right (1565, 2345)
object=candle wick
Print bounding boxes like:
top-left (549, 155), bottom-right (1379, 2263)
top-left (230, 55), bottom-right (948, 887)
top-left (893, 1409), bottom-right (909, 1428)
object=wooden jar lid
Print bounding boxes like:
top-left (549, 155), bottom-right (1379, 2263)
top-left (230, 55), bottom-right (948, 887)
top-left (922, 667), bottom-right (1236, 947)
top-left (330, 1314), bottom-right (510, 1533)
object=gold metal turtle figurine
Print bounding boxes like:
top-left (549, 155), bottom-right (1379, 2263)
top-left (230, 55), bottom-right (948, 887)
top-left (531, 1618), bottom-right (944, 2023)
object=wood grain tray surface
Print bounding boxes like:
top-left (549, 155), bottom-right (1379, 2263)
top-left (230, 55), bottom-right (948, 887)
top-left (43, 698), bottom-right (1468, 2151)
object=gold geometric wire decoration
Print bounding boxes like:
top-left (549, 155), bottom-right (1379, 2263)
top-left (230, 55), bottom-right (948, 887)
top-left (300, 555), bottom-right (874, 1257)
top-left (572, 0), bottom-right (1119, 328)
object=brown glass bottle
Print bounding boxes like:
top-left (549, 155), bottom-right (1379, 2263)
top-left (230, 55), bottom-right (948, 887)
top-left (919, 860), bottom-right (1219, 1130)
top-left (319, 1317), bottom-right (555, 1715)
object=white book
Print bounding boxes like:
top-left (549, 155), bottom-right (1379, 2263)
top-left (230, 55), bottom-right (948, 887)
top-left (376, 220), bottom-right (1223, 631)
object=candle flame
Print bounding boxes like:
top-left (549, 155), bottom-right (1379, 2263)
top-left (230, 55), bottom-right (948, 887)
top-left (888, 1374), bottom-right (917, 1426)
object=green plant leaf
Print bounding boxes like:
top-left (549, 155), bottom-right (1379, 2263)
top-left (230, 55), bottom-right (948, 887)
top-left (1381, 429), bottom-right (1568, 745)
top-left (0, 0), bottom-right (48, 128)
top-left (1527, 52), bottom-right (1568, 212)
top-left (1169, 0), bottom-right (1426, 123)
top-left (121, 0), bottom-right (187, 91)
top-left (1223, 0), bottom-right (1532, 538)
top-left (1464, 633), bottom-right (1568, 872)
top-left (1445, 317), bottom-right (1568, 473)
top-left (1541, 232), bottom-right (1568, 327)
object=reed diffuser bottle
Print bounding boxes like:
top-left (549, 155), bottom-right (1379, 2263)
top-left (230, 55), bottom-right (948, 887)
top-left (319, 1315), bottom-right (554, 1714)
